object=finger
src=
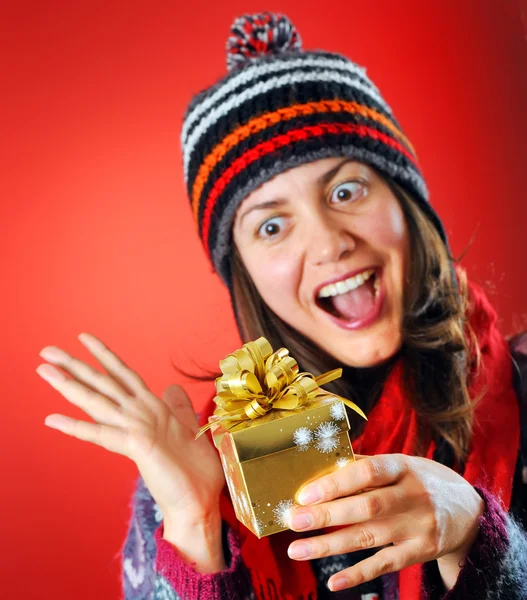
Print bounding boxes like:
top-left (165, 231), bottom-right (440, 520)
top-left (290, 485), bottom-right (405, 531)
top-left (44, 413), bottom-right (129, 456)
top-left (161, 385), bottom-right (199, 433)
top-left (327, 542), bottom-right (417, 592)
top-left (297, 454), bottom-right (408, 505)
top-left (37, 363), bottom-right (124, 426)
top-left (39, 344), bottom-right (130, 405)
top-left (77, 332), bottom-right (149, 396)
top-left (352, 454), bottom-right (375, 488)
top-left (287, 517), bottom-right (401, 561)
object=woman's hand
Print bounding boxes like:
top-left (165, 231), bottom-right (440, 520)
top-left (37, 332), bottom-right (225, 532)
top-left (287, 453), bottom-right (484, 593)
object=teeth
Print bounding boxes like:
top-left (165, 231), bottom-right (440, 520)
top-left (318, 269), bottom-right (376, 299)
top-left (373, 276), bottom-right (380, 298)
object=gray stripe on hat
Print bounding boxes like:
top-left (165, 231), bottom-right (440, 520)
top-left (181, 54), bottom-right (382, 145)
top-left (183, 70), bottom-right (393, 180)
top-left (210, 147), bottom-right (428, 283)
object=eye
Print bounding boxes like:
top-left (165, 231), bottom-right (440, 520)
top-left (330, 180), bottom-right (365, 205)
top-left (257, 216), bottom-right (286, 240)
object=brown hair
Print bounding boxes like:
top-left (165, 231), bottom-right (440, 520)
top-left (230, 176), bottom-right (482, 465)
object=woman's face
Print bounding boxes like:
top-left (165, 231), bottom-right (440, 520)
top-left (232, 157), bottom-right (410, 367)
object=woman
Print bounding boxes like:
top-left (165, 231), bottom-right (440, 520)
top-left (37, 12), bottom-right (527, 600)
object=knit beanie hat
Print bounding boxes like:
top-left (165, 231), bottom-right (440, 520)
top-left (181, 12), bottom-right (448, 288)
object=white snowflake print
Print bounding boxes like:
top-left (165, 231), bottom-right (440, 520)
top-left (272, 499), bottom-right (298, 528)
top-left (154, 576), bottom-right (179, 599)
top-left (314, 421), bottom-right (340, 453)
top-left (315, 421), bottom-right (340, 438)
top-left (153, 503), bottom-right (163, 523)
top-left (123, 557), bottom-right (145, 589)
top-left (316, 436), bottom-right (339, 453)
top-left (329, 401), bottom-right (346, 421)
top-left (123, 517), bottom-right (147, 589)
top-left (336, 457), bottom-right (349, 468)
top-left (293, 426), bottom-right (313, 451)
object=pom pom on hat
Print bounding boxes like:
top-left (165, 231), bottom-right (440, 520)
top-left (226, 12), bottom-right (302, 71)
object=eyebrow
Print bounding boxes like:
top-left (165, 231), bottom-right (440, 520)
top-left (238, 199), bottom-right (288, 226)
top-left (238, 158), bottom-right (357, 226)
top-left (319, 157), bottom-right (356, 185)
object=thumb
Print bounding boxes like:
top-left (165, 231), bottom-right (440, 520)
top-left (161, 384), bottom-right (199, 433)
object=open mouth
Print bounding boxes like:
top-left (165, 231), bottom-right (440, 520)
top-left (315, 268), bottom-right (383, 329)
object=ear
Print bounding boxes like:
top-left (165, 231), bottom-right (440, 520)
top-left (161, 384), bottom-right (199, 434)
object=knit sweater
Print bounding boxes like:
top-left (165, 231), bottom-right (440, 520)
top-left (120, 474), bottom-right (527, 600)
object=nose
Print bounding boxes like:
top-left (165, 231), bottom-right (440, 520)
top-left (304, 213), bottom-right (356, 267)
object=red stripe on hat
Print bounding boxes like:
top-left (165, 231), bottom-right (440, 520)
top-left (201, 122), bottom-right (417, 257)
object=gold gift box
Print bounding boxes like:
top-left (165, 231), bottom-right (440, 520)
top-left (212, 397), bottom-right (357, 537)
top-left (196, 337), bottom-right (366, 538)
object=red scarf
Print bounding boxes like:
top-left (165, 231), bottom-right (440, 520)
top-left (199, 278), bottom-right (520, 599)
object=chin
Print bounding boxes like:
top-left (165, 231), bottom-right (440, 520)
top-left (324, 329), bottom-right (403, 368)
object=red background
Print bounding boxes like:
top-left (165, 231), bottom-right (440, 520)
top-left (2, 1), bottom-right (526, 597)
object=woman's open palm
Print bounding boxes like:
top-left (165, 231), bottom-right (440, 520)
top-left (37, 332), bottom-right (225, 524)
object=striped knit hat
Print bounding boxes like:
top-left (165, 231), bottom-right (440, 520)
top-left (182, 12), bottom-right (447, 288)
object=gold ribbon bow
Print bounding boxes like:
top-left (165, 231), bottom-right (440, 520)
top-left (195, 337), bottom-right (367, 440)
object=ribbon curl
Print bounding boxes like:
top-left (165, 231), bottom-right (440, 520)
top-left (195, 337), bottom-right (367, 439)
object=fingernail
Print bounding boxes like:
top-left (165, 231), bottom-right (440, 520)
top-left (36, 364), bottom-right (65, 382)
top-left (329, 577), bottom-right (348, 592)
top-left (78, 333), bottom-right (97, 346)
top-left (287, 542), bottom-right (311, 559)
top-left (39, 346), bottom-right (66, 361)
top-left (298, 485), bottom-right (321, 505)
top-left (45, 415), bottom-right (69, 429)
top-left (290, 512), bottom-right (313, 530)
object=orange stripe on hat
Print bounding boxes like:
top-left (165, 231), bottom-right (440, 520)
top-left (191, 99), bottom-right (416, 220)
